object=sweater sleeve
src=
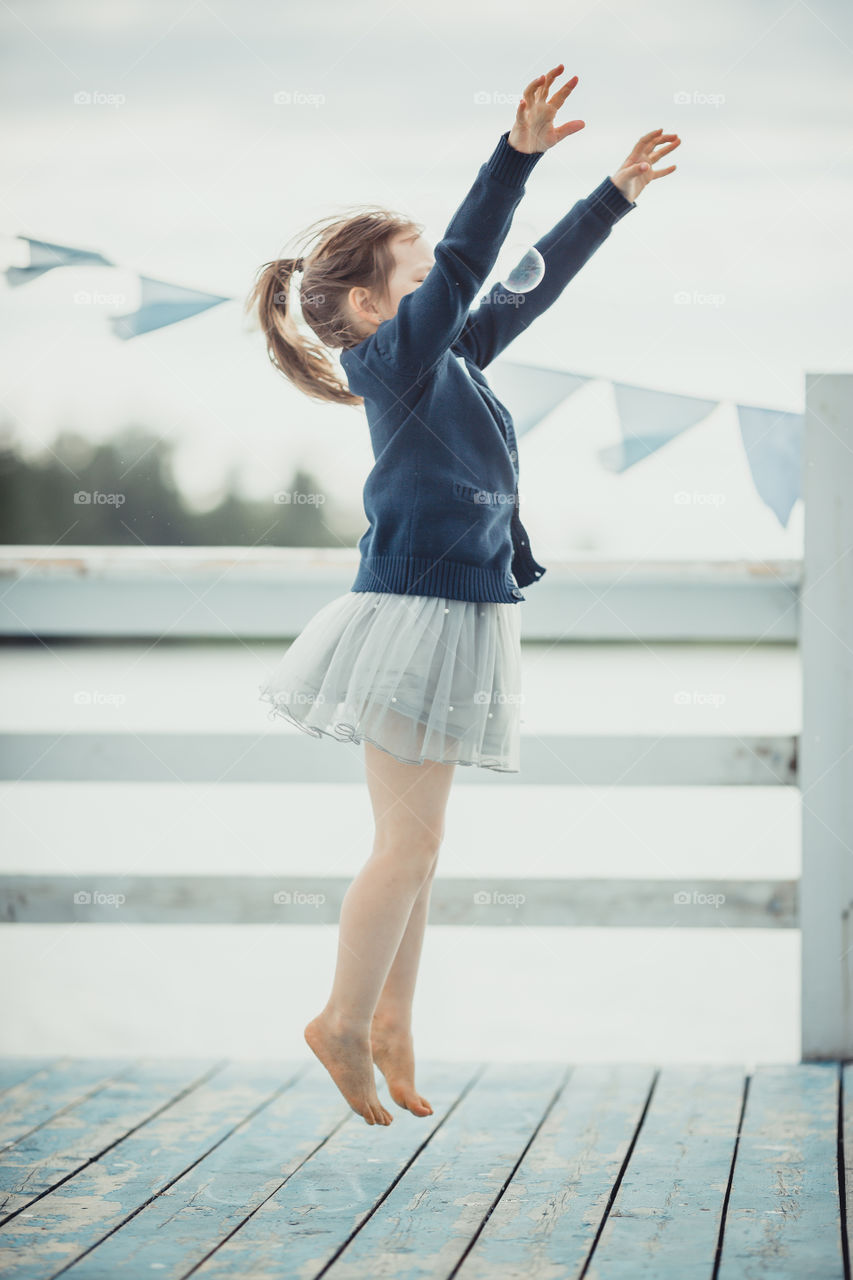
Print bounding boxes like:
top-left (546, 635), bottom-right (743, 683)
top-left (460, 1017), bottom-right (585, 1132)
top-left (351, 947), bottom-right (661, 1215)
top-left (454, 176), bottom-right (636, 370)
top-left (369, 132), bottom-right (544, 379)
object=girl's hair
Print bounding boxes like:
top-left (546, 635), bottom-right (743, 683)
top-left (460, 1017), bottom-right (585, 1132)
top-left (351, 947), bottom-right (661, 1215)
top-left (245, 205), bottom-right (424, 407)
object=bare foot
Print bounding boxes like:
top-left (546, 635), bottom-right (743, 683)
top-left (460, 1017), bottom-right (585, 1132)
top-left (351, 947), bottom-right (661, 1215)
top-left (370, 1015), bottom-right (433, 1117)
top-left (304, 1011), bottom-right (393, 1126)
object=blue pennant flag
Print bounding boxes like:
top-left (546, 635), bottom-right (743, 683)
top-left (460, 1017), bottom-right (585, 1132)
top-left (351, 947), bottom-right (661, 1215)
top-left (736, 403), bottom-right (803, 528)
top-left (599, 381), bottom-right (719, 472)
top-left (6, 236), bottom-right (114, 287)
top-left (486, 361), bottom-right (591, 437)
top-left (108, 275), bottom-right (232, 339)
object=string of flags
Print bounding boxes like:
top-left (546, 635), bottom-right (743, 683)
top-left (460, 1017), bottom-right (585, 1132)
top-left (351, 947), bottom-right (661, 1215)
top-left (4, 234), bottom-right (802, 527)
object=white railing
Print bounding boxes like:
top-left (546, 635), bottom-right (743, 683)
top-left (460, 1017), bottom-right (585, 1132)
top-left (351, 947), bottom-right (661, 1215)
top-left (0, 373), bottom-right (849, 1060)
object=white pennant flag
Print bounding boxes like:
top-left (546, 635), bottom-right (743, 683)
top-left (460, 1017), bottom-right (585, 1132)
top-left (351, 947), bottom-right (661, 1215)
top-left (599, 381), bottom-right (718, 472)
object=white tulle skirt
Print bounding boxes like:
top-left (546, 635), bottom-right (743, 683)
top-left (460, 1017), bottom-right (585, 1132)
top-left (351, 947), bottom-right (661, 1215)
top-left (258, 589), bottom-right (523, 772)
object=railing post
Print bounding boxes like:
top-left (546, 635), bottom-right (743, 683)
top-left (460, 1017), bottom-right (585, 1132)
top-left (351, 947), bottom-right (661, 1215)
top-left (801, 372), bottom-right (853, 1059)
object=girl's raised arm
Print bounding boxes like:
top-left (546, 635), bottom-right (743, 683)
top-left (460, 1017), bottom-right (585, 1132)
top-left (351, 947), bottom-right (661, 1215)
top-left (366, 67), bottom-right (585, 382)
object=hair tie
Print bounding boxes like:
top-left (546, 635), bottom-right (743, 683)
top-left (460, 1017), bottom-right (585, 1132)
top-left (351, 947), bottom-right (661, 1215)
top-left (294, 257), bottom-right (305, 272)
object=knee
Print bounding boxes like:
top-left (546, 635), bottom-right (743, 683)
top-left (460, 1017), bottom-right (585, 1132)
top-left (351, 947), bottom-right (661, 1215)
top-left (373, 826), bottom-right (443, 878)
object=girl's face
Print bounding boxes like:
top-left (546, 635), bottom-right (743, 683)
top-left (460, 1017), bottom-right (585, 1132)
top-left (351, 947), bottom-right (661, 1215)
top-left (348, 230), bottom-right (435, 337)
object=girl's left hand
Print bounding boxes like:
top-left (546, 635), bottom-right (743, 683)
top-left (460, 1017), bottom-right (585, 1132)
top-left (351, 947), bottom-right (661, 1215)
top-left (610, 128), bottom-right (681, 202)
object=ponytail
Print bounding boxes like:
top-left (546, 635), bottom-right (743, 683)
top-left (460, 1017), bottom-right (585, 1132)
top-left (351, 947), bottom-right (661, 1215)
top-left (244, 256), bottom-right (360, 407)
top-left (245, 206), bottom-right (423, 410)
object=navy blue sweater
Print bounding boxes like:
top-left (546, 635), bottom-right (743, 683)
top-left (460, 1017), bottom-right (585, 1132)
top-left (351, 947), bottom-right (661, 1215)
top-left (340, 131), bottom-right (636, 604)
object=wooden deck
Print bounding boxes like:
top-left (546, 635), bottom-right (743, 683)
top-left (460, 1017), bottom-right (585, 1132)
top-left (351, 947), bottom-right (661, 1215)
top-left (0, 1057), bottom-right (846, 1278)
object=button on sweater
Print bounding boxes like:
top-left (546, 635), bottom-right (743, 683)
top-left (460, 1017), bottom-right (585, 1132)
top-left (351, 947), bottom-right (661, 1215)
top-left (340, 130), bottom-right (636, 604)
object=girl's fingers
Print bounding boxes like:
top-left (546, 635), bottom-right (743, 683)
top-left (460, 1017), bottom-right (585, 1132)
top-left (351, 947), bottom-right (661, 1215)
top-left (521, 73), bottom-right (545, 102)
top-left (549, 74), bottom-right (579, 107)
top-left (542, 63), bottom-right (565, 95)
top-left (554, 119), bottom-right (585, 141)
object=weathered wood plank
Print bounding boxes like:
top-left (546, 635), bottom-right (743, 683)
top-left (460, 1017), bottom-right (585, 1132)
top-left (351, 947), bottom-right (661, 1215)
top-left (0, 1059), bottom-right (136, 1151)
top-left (0, 1061), bottom-right (57, 1099)
top-left (581, 1065), bottom-right (744, 1277)
top-left (454, 1064), bottom-right (654, 1279)
top-left (0, 1060), bottom-right (305, 1279)
top-left (0, 732), bottom-right (799, 786)
top-left (0, 875), bottom-right (798, 928)
top-left (66, 1062), bottom-right (474, 1279)
top-left (718, 1063), bottom-right (843, 1279)
top-left (0, 1059), bottom-right (222, 1222)
top-left (189, 1062), bottom-right (483, 1280)
top-left (842, 1062), bottom-right (853, 1247)
top-left (317, 1063), bottom-right (567, 1279)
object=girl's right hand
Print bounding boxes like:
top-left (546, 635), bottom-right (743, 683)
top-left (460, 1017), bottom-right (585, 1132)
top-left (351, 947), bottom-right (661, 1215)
top-left (507, 64), bottom-right (585, 154)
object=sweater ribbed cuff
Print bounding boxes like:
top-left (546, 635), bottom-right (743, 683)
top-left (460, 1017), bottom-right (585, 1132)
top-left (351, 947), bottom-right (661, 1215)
top-left (487, 131), bottom-right (545, 189)
top-left (586, 175), bottom-right (636, 223)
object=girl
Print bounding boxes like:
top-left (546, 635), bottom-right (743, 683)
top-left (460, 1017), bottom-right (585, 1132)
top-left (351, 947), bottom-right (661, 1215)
top-left (247, 65), bottom-right (679, 1126)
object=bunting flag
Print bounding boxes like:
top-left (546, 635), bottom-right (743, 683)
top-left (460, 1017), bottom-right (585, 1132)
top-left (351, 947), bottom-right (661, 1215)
top-left (108, 275), bottom-right (232, 339)
top-left (598, 381), bottom-right (719, 473)
top-left (485, 361), bottom-right (591, 437)
top-left (1, 231), bottom-right (806, 526)
top-left (5, 236), bottom-right (114, 286)
top-left (736, 403), bottom-right (803, 528)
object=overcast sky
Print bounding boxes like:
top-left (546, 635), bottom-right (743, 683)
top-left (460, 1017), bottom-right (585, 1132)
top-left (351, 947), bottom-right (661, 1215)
top-left (1, 0), bottom-right (850, 557)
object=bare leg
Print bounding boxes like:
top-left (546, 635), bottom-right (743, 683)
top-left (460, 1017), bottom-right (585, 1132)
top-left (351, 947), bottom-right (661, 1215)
top-left (304, 733), bottom-right (456, 1126)
top-left (370, 864), bottom-right (438, 1116)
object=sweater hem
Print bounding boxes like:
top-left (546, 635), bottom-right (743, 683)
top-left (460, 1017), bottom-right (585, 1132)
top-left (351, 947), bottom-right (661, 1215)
top-left (351, 555), bottom-right (527, 604)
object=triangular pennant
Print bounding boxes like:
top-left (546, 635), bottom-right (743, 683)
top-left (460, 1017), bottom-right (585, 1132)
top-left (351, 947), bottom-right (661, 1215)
top-left (108, 275), bottom-right (232, 338)
top-left (599, 381), bottom-right (719, 472)
top-left (486, 361), bottom-right (591, 437)
top-left (736, 403), bottom-right (803, 528)
top-left (5, 236), bottom-right (114, 286)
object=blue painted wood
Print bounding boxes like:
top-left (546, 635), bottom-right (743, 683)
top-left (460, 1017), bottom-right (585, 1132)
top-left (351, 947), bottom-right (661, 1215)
top-left (186, 1062), bottom-right (481, 1279)
top-left (453, 1064), bottom-right (654, 1278)
top-left (718, 1063), bottom-right (844, 1279)
top-left (57, 1063), bottom-right (466, 1278)
top-left (316, 1063), bottom-right (566, 1279)
top-left (0, 1059), bottom-right (222, 1222)
top-left (0, 1060), bottom-right (305, 1279)
top-left (580, 1065), bottom-right (744, 1277)
top-left (0, 1059), bottom-right (136, 1150)
top-left (0, 1061), bottom-right (55, 1098)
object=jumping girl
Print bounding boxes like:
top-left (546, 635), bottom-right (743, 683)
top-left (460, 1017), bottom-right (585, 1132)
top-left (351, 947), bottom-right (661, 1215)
top-left (247, 64), bottom-right (680, 1126)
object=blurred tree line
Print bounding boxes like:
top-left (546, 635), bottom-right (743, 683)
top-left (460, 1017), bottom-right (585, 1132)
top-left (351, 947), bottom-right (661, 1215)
top-left (0, 421), bottom-right (363, 547)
